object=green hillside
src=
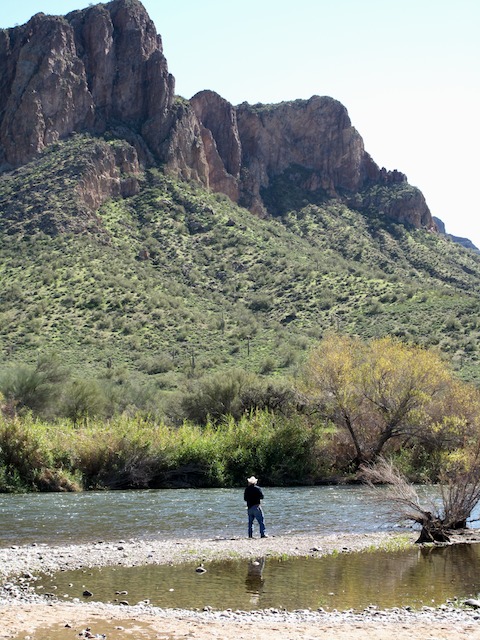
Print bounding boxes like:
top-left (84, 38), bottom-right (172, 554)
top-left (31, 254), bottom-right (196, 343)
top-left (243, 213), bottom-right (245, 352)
top-left (1, 134), bottom-right (479, 402)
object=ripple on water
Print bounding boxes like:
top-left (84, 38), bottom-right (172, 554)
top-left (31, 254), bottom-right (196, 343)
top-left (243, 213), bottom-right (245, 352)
top-left (1, 485), bottom-right (478, 547)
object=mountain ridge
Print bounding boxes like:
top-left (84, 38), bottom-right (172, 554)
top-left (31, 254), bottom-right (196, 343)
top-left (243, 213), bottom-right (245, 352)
top-left (0, 0), bottom-right (479, 397)
top-left (1, 134), bottom-right (479, 387)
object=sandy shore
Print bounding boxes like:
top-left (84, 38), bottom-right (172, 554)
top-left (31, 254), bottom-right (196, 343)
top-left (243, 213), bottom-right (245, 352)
top-left (2, 530), bottom-right (480, 639)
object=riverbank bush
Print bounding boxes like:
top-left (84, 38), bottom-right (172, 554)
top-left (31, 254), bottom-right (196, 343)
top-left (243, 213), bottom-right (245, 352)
top-left (0, 415), bottom-right (81, 492)
top-left (0, 410), bottom-right (331, 492)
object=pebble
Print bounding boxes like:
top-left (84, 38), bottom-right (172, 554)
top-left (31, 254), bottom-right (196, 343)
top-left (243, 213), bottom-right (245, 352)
top-left (464, 598), bottom-right (480, 608)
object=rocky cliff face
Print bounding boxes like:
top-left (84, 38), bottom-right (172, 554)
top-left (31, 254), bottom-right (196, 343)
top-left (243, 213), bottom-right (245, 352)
top-left (235, 96), bottom-right (377, 214)
top-left (0, 0), bottom-right (436, 233)
top-left (190, 90), bottom-right (241, 202)
top-left (0, 0), bottom-right (211, 214)
top-left (0, 0), bottom-right (179, 167)
top-left (191, 91), bottom-right (433, 228)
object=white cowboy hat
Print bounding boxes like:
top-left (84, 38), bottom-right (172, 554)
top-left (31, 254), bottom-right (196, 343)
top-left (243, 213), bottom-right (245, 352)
top-left (247, 476), bottom-right (258, 484)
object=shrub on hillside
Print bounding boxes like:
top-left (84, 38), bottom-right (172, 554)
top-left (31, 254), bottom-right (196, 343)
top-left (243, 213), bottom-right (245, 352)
top-left (178, 370), bottom-right (297, 426)
top-left (61, 379), bottom-right (105, 427)
top-left (0, 353), bottom-right (69, 417)
top-left (178, 369), bottom-right (257, 425)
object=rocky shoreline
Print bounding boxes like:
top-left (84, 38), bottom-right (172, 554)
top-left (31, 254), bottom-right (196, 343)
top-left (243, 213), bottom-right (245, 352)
top-left (2, 531), bottom-right (480, 639)
top-left (0, 531), bottom-right (411, 580)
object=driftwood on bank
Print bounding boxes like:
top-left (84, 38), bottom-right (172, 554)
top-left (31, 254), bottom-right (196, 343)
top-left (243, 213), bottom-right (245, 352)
top-left (359, 458), bottom-right (480, 544)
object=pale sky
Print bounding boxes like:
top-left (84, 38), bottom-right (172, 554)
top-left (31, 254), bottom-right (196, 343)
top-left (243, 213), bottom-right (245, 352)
top-left (2, 1), bottom-right (479, 248)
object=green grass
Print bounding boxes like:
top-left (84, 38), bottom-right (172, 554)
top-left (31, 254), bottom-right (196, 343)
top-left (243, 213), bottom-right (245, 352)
top-left (362, 534), bottom-right (414, 554)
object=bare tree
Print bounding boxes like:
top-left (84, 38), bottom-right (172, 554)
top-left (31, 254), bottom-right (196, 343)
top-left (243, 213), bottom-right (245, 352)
top-left (360, 457), bottom-right (480, 543)
top-left (439, 465), bottom-right (480, 531)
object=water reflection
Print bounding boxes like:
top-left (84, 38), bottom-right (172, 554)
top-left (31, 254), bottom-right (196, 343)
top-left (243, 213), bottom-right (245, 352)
top-left (33, 543), bottom-right (480, 611)
top-left (245, 557), bottom-right (265, 605)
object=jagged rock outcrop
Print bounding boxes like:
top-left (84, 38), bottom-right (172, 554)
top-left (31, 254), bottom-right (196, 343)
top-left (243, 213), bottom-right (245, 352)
top-left (190, 90), bottom-right (241, 201)
top-left (0, 0), bottom-right (204, 177)
top-left (347, 180), bottom-right (433, 230)
top-left (0, 136), bottom-right (141, 235)
top-left (157, 99), bottom-right (209, 185)
top-left (0, 12), bottom-right (95, 167)
top-left (75, 138), bottom-right (141, 212)
top-left (0, 0), bottom-right (437, 234)
top-left (191, 91), bottom-right (434, 229)
top-left (235, 96), bottom-right (379, 214)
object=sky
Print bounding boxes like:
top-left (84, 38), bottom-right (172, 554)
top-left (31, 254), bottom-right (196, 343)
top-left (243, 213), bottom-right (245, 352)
top-left (2, 1), bottom-right (479, 248)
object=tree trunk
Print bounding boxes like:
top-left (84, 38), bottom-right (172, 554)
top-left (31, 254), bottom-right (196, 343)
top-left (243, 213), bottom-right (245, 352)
top-left (415, 526), bottom-right (450, 544)
top-left (344, 413), bottom-right (364, 465)
top-left (415, 512), bottom-right (451, 543)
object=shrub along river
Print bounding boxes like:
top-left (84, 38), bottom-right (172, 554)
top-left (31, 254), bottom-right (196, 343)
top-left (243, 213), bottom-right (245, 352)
top-left (2, 486), bottom-right (480, 611)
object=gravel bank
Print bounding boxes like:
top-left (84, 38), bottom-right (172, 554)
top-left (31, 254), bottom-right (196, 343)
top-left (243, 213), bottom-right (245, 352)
top-left (0, 531), bottom-right (411, 580)
top-left (2, 530), bottom-right (480, 639)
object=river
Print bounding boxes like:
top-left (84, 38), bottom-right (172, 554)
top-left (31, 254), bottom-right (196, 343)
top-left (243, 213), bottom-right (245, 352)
top-left (3, 484), bottom-right (477, 547)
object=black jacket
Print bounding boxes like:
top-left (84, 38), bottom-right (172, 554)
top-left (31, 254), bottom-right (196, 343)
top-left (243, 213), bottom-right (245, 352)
top-left (244, 484), bottom-right (264, 508)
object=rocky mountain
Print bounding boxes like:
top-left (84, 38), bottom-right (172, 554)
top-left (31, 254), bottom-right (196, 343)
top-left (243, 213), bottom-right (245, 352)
top-left (0, 0), bottom-right (438, 236)
top-left (433, 217), bottom-right (479, 252)
top-left (1, 0), bottom-right (480, 392)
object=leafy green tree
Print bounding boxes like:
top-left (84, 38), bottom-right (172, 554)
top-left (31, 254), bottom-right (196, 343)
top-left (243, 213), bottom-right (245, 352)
top-left (404, 376), bottom-right (480, 479)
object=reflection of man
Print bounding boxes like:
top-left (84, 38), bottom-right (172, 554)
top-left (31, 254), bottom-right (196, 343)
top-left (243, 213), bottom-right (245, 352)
top-left (245, 557), bottom-right (265, 605)
top-left (244, 476), bottom-right (267, 538)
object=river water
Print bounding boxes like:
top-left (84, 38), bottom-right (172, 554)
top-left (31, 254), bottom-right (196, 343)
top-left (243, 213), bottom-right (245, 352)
top-left (2, 484), bottom-right (478, 547)
top-left (0, 485), bottom-right (404, 547)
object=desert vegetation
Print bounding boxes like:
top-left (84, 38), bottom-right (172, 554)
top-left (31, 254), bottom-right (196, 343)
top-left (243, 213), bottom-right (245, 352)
top-left (1, 137), bottom-right (480, 391)
top-left (1, 136), bottom-right (480, 498)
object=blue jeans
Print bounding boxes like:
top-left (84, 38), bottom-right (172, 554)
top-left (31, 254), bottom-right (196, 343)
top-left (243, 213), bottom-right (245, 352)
top-left (248, 505), bottom-right (266, 537)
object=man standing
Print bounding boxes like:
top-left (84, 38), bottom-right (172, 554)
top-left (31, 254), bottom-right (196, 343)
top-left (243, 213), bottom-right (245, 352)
top-left (244, 476), bottom-right (267, 538)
